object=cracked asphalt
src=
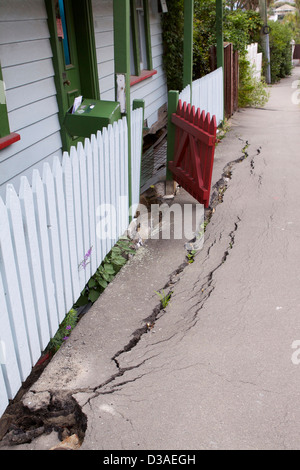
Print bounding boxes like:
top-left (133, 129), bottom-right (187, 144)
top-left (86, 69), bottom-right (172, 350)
top-left (2, 67), bottom-right (300, 451)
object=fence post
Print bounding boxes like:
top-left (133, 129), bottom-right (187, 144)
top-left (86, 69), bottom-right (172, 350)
top-left (133, 99), bottom-right (145, 150)
top-left (166, 90), bottom-right (179, 186)
top-left (113, 0), bottom-right (132, 218)
top-left (132, 99), bottom-right (145, 217)
top-left (216, 0), bottom-right (224, 122)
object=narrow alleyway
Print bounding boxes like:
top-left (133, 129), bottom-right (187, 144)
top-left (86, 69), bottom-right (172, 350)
top-left (2, 67), bottom-right (300, 451)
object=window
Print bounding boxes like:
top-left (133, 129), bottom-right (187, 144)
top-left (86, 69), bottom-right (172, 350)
top-left (0, 63), bottom-right (20, 150)
top-left (130, 0), bottom-right (156, 85)
top-left (56, 0), bottom-right (71, 66)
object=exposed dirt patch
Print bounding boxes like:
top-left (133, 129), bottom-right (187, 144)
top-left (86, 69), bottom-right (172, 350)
top-left (0, 391), bottom-right (87, 448)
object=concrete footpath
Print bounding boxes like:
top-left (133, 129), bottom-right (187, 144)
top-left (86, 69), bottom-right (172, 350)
top-left (1, 67), bottom-right (300, 451)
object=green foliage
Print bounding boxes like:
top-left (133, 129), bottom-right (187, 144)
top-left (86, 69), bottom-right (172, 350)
top-left (193, 0), bottom-right (217, 79)
top-left (187, 250), bottom-right (197, 263)
top-left (238, 56), bottom-right (270, 108)
top-left (46, 308), bottom-right (78, 354)
top-left (155, 289), bottom-right (173, 308)
top-left (162, 1), bottom-right (263, 89)
top-left (42, 238), bottom-right (136, 357)
top-left (161, 0), bottom-right (184, 91)
top-left (282, 2), bottom-right (300, 43)
top-left (75, 237), bottom-right (136, 307)
top-left (193, 2), bottom-right (262, 80)
top-left (223, 9), bottom-right (262, 52)
top-left (268, 20), bottom-right (293, 83)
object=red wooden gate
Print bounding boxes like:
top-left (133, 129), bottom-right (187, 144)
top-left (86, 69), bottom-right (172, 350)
top-left (168, 100), bottom-right (217, 208)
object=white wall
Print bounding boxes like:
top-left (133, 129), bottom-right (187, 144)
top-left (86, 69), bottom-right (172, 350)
top-left (0, 0), bottom-right (62, 198)
top-left (92, 0), bottom-right (115, 101)
top-left (130, 1), bottom-right (168, 128)
top-left (93, 0), bottom-right (168, 129)
top-left (0, 0), bottom-right (168, 198)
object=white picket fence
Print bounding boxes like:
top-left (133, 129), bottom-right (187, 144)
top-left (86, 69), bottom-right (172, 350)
top-left (0, 108), bottom-right (143, 417)
top-left (179, 67), bottom-right (224, 126)
top-left (246, 43), bottom-right (262, 81)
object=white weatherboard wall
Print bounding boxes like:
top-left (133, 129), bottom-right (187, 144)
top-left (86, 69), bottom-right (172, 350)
top-left (0, 110), bottom-right (144, 418)
top-left (93, 0), bottom-right (168, 129)
top-left (93, 0), bottom-right (115, 102)
top-left (0, 0), bottom-right (63, 198)
top-left (179, 68), bottom-right (224, 126)
top-left (130, 1), bottom-right (168, 129)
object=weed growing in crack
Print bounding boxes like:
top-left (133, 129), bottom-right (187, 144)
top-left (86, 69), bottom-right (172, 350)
top-left (241, 141), bottom-right (249, 159)
top-left (187, 250), bottom-right (197, 264)
top-left (76, 237), bottom-right (136, 306)
top-left (46, 308), bottom-right (78, 355)
top-left (216, 119), bottom-right (231, 143)
top-left (155, 289), bottom-right (173, 309)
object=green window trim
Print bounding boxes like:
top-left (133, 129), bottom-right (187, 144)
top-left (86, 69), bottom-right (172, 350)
top-left (0, 64), bottom-right (10, 139)
top-left (0, 63), bottom-right (21, 150)
top-left (130, 0), bottom-right (153, 79)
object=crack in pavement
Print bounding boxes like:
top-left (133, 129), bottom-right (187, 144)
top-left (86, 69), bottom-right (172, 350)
top-left (0, 134), bottom-right (264, 448)
top-left (187, 216), bottom-right (242, 328)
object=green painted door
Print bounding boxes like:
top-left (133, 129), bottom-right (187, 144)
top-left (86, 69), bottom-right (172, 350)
top-left (47, 0), bottom-right (100, 151)
top-left (56, 0), bottom-right (82, 112)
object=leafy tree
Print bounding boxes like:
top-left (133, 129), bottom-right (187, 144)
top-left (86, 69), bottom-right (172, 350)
top-left (282, 1), bottom-right (300, 42)
top-left (193, 3), bottom-right (262, 80)
top-left (162, 1), bottom-right (292, 93)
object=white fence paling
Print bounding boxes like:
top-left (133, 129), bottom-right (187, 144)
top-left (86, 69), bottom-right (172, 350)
top-left (246, 43), bottom-right (262, 81)
top-left (0, 111), bottom-right (143, 418)
top-left (179, 67), bottom-right (224, 126)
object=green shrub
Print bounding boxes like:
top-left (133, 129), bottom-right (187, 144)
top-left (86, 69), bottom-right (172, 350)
top-left (161, 0), bottom-right (184, 91)
top-left (223, 9), bottom-right (262, 53)
top-left (193, 0), bottom-right (217, 79)
top-left (162, 1), bottom-right (263, 90)
top-left (268, 20), bottom-right (293, 83)
top-left (238, 55), bottom-right (270, 108)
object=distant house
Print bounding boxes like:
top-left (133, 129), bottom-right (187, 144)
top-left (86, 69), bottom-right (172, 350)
top-left (274, 3), bottom-right (297, 20)
top-left (0, 0), bottom-right (168, 198)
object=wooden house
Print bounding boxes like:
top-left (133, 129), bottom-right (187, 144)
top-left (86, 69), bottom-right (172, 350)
top-left (0, 0), bottom-right (168, 198)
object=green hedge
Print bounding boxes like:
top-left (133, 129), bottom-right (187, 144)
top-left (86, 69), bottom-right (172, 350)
top-left (161, 0), bottom-right (184, 91)
top-left (268, 21), bottom-right (293, 83)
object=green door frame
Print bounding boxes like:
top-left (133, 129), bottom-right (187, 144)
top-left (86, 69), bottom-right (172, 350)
top-left (45, 0), bottom-right (100, 151)
top-left (0, 63), bottom-right (10, 139)
top-left (113, 0), bottom-right (133, 215)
